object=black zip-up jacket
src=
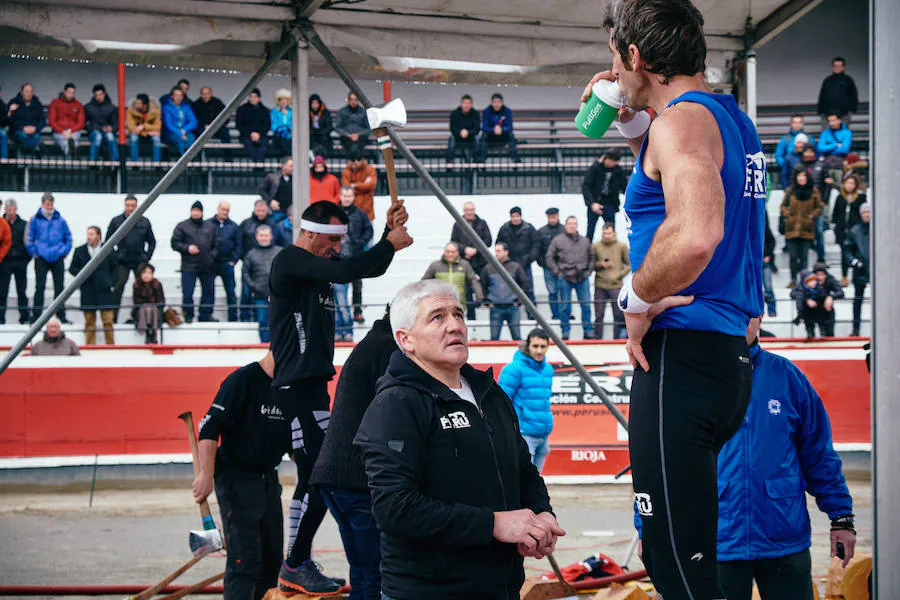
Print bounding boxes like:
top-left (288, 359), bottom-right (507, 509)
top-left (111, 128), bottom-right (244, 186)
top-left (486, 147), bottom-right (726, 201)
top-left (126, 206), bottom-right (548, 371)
top-left (354, 352), bottom-right (553, 600)
top-left (106, 213), bottom-right (156, 268)
top-left (236, 102), bottom-right (270, 137)
top-left (5, 215), bottom-right (29, 262)
top-left (8, 93), bottom-right (46, 133)
top-left (496, 220), bottom-right (540, 267)
top-left (310, 316), bottom-right (393, 491)
top-left (85, 96), bottom-right (117, 132)
top-left (581, 160), bottom-right (627, 209)
top-left (449, 107), bottom-right (481, 141)
top-left (536, 223), bottom-right (564, 268)
top-left (171, 218), bottom-right (219, 273)
top-left (192, 96), bottom-right (226, 132)
top-left (450, 215), bottom-right (492, 274)
top-left (817, 72), bottom-right (859, 117)
top-left (268, 235), bottom-right (395, 386)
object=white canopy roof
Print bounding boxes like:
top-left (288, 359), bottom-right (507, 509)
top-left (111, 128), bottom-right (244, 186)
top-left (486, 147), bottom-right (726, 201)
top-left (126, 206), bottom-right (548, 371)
top-left (1, 0), bottom-right (820, 84)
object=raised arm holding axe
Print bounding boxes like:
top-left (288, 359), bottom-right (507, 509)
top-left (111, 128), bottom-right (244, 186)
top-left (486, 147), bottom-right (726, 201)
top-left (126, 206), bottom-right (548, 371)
top-left (367, 98), bottom-right (408, 229)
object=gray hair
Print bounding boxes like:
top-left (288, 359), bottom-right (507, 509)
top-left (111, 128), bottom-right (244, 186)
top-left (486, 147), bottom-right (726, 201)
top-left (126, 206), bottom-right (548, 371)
top-left (256, 224), bottom-right (272, 236)
top-left (390, 280), bottom-right (460, 350)
top-left (45, 317), bottom-right (62, 330)
top-left (4, 199), bottom-right (15, 209)
top-left (254, 198), bottom-right (269, 209)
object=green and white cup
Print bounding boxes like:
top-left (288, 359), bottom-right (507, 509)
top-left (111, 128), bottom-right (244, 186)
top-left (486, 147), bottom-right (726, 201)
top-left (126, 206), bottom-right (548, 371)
top-left (575, 80), bottom-right (625, 139)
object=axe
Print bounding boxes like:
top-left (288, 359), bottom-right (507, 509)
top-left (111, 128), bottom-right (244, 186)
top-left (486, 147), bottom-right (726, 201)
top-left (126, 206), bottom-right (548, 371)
top-left (177, 411), bottom-right (224, 558)
top-left (366, 98), bottom-right (407, 208)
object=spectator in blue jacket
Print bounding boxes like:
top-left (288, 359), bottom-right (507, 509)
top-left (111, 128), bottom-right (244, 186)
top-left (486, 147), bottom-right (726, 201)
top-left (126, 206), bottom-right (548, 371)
top-left (499, 328), bottom-right (554, 472)
top-left (636, 316), bottom-right (856, 599)
top-left (774, 115), bottom-right (814, 169)
top-left (8, 83), bottom-right (45, 155)
top-left (27, 192), bottom-right (72, 323)
top-left (162, 87), bottom-right (198, 156)
top-left (208, 201), bottom-right (242, 322)
top-left (780, 134), bottom-right (809, 190)
top-left (476, 93), bottom-right (520, 162)
top-left (817, 114), bottom-right (852, 158)
top-left (270, 89), bottom-right (292, 157)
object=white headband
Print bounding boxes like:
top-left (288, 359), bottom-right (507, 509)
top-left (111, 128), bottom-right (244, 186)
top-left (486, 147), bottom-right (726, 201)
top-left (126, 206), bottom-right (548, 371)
top-left (300, 219), bottom-right (348, 235)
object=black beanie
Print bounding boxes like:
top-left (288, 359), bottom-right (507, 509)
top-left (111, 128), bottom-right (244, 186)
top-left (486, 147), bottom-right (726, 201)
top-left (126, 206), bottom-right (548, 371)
top-left (191, 200), bottom-right (203, 212)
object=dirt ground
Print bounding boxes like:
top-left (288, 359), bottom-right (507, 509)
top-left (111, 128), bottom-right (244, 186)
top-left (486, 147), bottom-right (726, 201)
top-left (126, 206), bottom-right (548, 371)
top-left (0, 480), bottom-right (871, 598)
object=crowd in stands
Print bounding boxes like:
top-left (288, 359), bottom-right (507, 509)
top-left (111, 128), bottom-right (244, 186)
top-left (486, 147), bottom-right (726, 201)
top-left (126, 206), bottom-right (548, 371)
top-left (424, 201), bottom-right (631, 341)
top-left (0, 76), bottom-right (536, 164)
top-left (0, 56), bottom-right (872, 342)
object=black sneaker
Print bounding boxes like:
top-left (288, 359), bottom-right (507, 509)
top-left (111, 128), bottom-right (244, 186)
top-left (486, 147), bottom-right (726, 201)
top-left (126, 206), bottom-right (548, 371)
top-left (277, 560), bottom-right (341, 596)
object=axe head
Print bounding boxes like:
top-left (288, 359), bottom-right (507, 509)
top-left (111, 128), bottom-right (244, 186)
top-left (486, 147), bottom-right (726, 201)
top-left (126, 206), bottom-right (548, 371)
top-left (189, 528), bottom-right (223, 557)
top-left (367, 98), bottom-right (407, 130)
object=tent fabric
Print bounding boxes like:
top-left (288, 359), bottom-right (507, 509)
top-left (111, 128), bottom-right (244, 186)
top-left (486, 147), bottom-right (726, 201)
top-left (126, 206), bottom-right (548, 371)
top-left (0, 0), bottom-right (808, 84)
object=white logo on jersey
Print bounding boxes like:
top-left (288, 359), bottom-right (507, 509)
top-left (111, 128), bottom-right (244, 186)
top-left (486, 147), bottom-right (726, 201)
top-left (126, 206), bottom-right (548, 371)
top-left (768, 399), bottom-right (782, 415)
top-left (744, 151), bottom-right (768, 201)
top-left (635, 492), bottom-right (653, 517)
top-left (293, 311), bottom-right (307, 354)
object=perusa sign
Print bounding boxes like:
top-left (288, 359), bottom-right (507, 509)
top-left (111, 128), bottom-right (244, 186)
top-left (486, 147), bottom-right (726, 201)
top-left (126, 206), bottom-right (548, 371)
top-left (550, 365), bottom-right (633, 406)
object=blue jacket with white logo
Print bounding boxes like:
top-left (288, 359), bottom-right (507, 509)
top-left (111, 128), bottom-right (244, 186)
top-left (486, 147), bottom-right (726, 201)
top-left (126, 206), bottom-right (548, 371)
top-left (499, 350), bottom-right (554, 437)
top-left (635, 343), bottom-right (852, 561)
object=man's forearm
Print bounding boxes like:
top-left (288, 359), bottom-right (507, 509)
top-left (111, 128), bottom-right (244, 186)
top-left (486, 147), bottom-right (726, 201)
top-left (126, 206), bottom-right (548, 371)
top-left (197, 439), bottom-right (217, 477)
top-left (632, 220), bottom-right (719, 302)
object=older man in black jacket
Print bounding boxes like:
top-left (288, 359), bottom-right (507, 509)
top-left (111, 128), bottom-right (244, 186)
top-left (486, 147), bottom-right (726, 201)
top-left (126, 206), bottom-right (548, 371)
top-left (450, 201), bottom-right (492, 319)
top-left (106, 194), bottom-right (156, 322)
top-left (354, 280), bottom-right (564, 600)
top-left (581, 150), bottom-right (627, 241)
top-left (171, 200), bottom-right (219, 323)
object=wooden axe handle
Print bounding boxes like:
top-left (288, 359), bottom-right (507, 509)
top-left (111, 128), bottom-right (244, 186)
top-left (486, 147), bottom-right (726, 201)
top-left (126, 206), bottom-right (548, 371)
top-left (130, 555), bottom-right (204, 600)
top-left (373, 126), bottom-right (400, 207)
top-left (157, 572), bottom-right (224, 600)
top-left (177, 411), bottom-right (212, 521)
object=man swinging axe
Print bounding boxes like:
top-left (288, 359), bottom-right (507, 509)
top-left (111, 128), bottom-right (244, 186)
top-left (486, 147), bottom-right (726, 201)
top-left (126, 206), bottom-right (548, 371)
top-left (271, 198), bottom-right (413, 596)
top-left (192, 350), bottom-right (291, 600)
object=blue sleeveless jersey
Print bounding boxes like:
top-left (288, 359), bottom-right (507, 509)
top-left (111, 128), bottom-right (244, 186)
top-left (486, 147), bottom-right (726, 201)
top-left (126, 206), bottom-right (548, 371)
top-left (624, 91), bottom-right (765, 337)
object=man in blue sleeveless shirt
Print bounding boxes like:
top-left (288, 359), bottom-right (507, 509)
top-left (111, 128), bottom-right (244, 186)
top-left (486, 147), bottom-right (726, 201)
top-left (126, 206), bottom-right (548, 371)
top-left (583, 1), bottom-right (765, 598)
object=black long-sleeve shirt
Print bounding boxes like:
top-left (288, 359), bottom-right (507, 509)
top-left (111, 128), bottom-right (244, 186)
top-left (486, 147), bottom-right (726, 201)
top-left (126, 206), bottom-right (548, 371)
top-left (268, 237), bottom-right (395, 386)
top-left (198, 362), bottom-right (291, 474)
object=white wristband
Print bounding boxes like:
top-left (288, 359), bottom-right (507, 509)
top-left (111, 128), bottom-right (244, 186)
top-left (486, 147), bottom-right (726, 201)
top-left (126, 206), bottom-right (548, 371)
top-left (614, 110), bottom-right (652, 140)
top-left (617, 277), bottom-right (652, 314)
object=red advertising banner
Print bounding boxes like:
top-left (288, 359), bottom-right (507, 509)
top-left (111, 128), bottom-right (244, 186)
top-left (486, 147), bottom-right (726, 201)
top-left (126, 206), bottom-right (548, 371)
top-left (0, 342), bottom-right (870, 481)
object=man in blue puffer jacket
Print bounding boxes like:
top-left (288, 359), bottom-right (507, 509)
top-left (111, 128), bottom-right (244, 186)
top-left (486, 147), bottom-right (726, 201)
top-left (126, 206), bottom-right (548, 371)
top-left (635, 316), bottom-right (855, 599)
top-left (499, 328), bottom-right (554, 472)
top-left (27, 192), bottom-right (73, 323)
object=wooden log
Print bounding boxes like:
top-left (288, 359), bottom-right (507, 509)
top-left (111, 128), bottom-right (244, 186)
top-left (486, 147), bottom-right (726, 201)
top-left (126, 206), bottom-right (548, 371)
top-left (590, 582), bottom-right (649, 600)
top-left (520, 578), bottom-right (578, 600)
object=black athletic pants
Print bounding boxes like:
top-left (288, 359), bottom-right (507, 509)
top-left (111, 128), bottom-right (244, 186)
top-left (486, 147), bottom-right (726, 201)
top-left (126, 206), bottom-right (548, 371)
top-left (33, 256), bottom-right (67, 321)
top-left (630, 329), bottom-right (752, 600)
top-left (718, 549), bottom-right (813, 600)
top-left (215, 469), bottom-right (284, 600)
top-left (283, 379), bottom-right (331, 567)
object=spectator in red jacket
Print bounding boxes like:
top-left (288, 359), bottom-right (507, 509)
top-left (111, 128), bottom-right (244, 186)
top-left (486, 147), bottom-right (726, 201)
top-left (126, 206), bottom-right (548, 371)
top-left (48, 83), bottom-right (85, 158)
top-left (309, 155), bottom-right (340, 204)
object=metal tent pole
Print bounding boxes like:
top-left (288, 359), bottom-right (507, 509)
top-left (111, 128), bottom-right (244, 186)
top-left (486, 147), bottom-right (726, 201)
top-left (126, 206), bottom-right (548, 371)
top-left (745, 51), bottom-right (758, 125)
top-left (299, 23), bottom-right (624, 426)
top-left (291, 39), bottom-right (311, 240)
top-left (0, 29), bottom-right (301, 376)
top-left (871, 0), bottom-right (898, 594)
